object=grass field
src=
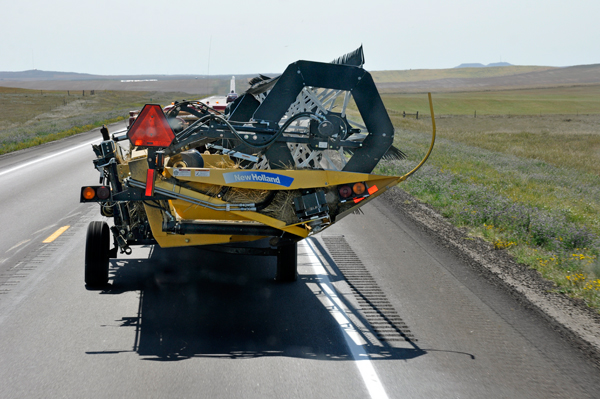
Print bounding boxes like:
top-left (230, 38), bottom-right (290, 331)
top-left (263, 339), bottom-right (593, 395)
top-left (376, 86), bottom-right (600, 310)
top-left (382, 85), bottom-right (600, 116)
top-left (0, 87), bottom-right (191, 154)
top-left (371, 65), bottom-right (555, 84)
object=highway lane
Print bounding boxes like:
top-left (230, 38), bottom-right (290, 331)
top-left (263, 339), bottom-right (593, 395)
top-left (0, 122), bottom-right (126, 271)
top-left (330, 201), bottom-right (600, 398)
top-left (0, 129), bottom-right (599, 398)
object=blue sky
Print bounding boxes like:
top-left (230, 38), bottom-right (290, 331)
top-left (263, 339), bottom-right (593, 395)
top-left (1, 0), bottom-right (598, 75)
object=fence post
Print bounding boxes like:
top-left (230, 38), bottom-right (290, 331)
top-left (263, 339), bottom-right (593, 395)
top-left (416, 111), bottom-right (419, 120)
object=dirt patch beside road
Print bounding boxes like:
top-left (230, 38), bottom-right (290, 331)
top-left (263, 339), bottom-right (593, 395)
top-left (382, 186), bottom-right (600, 367)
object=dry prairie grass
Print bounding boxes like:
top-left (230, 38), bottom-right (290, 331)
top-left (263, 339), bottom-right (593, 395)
top-left (0, 87), bottom-right (190, 154)
top-left (381, 85), bottom-right (600, 116)
top-left (372, 65), bottom-right (555, 84)
top-left (393, 114), bottom-right (600, 176)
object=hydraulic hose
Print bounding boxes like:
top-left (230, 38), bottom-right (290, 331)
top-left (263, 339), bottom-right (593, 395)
top-left (398, 92), bottom-right (436, 182)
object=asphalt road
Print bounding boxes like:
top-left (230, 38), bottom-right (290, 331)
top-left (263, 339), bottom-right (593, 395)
top-left (0, 125), bottom-right (599, 398)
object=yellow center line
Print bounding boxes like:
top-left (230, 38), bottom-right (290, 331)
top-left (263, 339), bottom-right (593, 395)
top-left (43, 226), bottom-right (70, 243)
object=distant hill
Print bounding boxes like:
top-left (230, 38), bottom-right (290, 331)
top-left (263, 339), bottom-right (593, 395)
top-left (487, 62), bottom-right (513, 67)
top-left (455, 63), bottom-right (486, 68)
top-left (376, 64), bottom-right (600, 93)
top-left (0, 69), bottom-right (99, 81)
top-left (0, 69), bottom-right (253, 82)
top-left (371, 65), bottom-right (555, 85)
top-left (455, 62), bottom-right (513, 68)
top-left (0, 70), bottom-right (260, 95)
top-left (1, 63), bottom-right (599, 95)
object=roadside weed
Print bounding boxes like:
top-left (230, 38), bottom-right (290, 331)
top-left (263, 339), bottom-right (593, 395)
top-left (380, 127), bottom-right (600, 311)
top-left (0, 89), bottom-right (190, 155)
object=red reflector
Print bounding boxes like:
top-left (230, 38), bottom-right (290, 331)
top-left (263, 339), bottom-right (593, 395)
top-left (338, 185), bottom-right (352, 198)
top-left (145, 169), bottom-right (155, 197)
top-left (128, 104), bottom-right (175, 147)
top-left (96, 186), bottom-right (110, 200)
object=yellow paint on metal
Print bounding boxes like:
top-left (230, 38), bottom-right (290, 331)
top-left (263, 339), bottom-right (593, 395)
top-left (128, 132), bottom-right (434, 248)
top-left (147, 178), bottom-right (310, 239)
top-left (199, 154), bottom-right (234, 167)
top-left (169, 200), bottom-right (247, 221)
top-left (133, 156), bottom-right (406, 245)
top-left (163, 167), bottom-right (398, 190)
top-left (142, 202), bottom-right (267, 248)
top-left (128, 157), bottom-right (149, 181)
top-left (43, 226), bottom-right (70, 243)
top-left (116, 164), bottom-right (131, 180)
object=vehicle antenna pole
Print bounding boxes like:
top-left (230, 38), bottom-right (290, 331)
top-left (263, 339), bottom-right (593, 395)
top-left (206, 35), bottom-right (212, 96)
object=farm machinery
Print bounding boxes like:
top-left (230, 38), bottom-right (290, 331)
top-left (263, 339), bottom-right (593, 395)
top-left (80, 46), bottom-right (436, 287)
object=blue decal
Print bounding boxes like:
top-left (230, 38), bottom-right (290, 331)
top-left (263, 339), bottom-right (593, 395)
top-left (223, 171), bottom-right (294, 187)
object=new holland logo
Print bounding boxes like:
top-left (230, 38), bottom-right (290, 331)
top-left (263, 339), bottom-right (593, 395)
top-left (223, 171), bottom-right (294, 187)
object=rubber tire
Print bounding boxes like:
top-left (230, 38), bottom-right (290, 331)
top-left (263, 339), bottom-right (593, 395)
top-left (168, 149), bottom-right (204, 168)
top-left (85, 221), bottom-right (110, 287)
top-left (276, 242), bottom-right (298, 282)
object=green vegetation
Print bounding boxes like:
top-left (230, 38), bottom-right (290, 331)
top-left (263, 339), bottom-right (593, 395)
top-left (377, 88), bottom-right (600, 311)
top-left (381, 85), bottom-right (600, 116)
top-left (0, 87), bottom-right (191, 155)
top-left (0, 117), bottom-right (126, 154)
top-left (392, 115), bottom-right (600, 176)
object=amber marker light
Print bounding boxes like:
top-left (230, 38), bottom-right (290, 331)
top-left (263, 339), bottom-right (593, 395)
top-left (82, 187), bottom-right (96, 200)
top-left (352, 182), bottom-right (366, 195)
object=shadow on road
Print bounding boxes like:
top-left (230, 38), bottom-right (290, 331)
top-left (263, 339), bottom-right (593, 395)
top-left (87, 244), bottom-right (426, 362)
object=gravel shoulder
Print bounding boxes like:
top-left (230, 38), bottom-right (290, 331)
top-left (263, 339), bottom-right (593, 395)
top-left (382, 186), bottom-right (600, 367)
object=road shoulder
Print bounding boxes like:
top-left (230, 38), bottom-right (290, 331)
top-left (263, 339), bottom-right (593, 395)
top-left (381, 186), bottom-right (600, 367)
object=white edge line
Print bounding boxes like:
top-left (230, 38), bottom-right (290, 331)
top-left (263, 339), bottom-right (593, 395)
top-left (6, 239), bottom-right (31, 253)
top-left (0, 138), bottom-right (102, 178)
top-left (303, 240), bottom-right (390, 399)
